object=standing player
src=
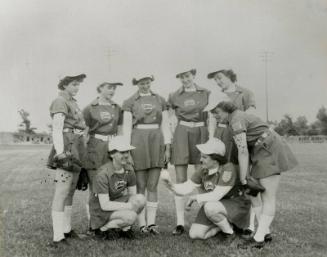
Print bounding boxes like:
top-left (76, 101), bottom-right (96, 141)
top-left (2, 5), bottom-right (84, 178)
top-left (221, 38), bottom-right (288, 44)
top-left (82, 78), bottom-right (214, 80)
top-left (83, 81), bottom-right (124, 230)
top-left (207, 69), bottom-right (261, 236)
top-left (122, 75), bottom-right (171, 234)
top-left (163, 138), bottom-right (251, 241)
top-left (212, 101), bottom-right (298, 248)
top-left (89, 136), bottom-right (146, 239)
top-left (168, 69), bottom-right (210, 235)
top-left (47, 74), bottom-right (87, 247)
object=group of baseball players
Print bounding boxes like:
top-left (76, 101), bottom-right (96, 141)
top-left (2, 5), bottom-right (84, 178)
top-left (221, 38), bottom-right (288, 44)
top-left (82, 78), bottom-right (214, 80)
top-left (47, 68), bottom-right (298, 249)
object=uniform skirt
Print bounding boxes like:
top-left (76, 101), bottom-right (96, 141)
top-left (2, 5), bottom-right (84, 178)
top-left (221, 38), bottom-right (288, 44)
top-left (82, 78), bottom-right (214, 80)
top-left (131, 128), bottom-right (165, 171)
top-left (171, 124), bottom-right (208, 165)
top-left (47, 131), bottom-right (86, 172)
top-left (250, 130), bottom-right (298, 179)
top-left (194, 196), bottom-right (251, 229)
top-left (214, 126), bottom-right (238, 164)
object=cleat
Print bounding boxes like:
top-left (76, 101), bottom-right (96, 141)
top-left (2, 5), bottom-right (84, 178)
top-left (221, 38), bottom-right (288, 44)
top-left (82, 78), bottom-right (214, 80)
top-left (241, 228), bottom-right (254, 240)
top-left (172, 225), bottom-right (185, 236)
top-left (140, 226), bottom-right (149, 234)
top-left (147, 224), bottom-right (160, 235)
top-left (93, 229), bottom-right (107, 240)
top-left (264, 233), bottom-right (272, 243)
top-left (238, 237), bottom-right (265, 249)
top-left (119, 229), bottom-right (136, 239)
top-left (64, 230), bottom-right (80, 239)
top-left (47, 238), bottom-right (69, 248)
top-left (105, 229), bottom-right (120, 240)
top-left (219, 232), bottom-right (237, 244)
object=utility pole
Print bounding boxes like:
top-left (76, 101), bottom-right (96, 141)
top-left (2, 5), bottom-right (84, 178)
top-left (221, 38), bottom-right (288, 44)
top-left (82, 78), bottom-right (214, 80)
top-left (260, 51), bottom-right (273, 122)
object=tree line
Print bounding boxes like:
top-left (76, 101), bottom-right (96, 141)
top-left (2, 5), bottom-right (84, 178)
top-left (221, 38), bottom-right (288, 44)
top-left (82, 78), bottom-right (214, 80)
top-left (272, 106), bottom-right (327, 136)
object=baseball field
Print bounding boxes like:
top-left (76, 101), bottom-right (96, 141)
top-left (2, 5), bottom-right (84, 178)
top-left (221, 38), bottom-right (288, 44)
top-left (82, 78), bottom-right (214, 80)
top-left (0, 143), bottom-right (326, 257)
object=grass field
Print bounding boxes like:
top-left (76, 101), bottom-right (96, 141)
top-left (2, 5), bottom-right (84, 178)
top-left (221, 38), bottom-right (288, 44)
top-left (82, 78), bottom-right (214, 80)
top-left (0, 144), bottom-right (327, 257)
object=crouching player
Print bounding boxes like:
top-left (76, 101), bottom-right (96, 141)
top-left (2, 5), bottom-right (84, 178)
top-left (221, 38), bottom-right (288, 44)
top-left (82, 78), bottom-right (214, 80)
top-left (89, 136), bottom-right (146, 239)
top-left (163, 138), bottom-right (250, 242)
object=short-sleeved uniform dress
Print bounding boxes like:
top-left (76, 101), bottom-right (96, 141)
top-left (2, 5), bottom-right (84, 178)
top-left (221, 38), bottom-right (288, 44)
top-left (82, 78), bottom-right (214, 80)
top-left (89, 162), bottom-right (136, 229)
top-left (83, 98), bottom-right (122, 183)
top-left (122, 91), bottom-right (168, 171)
top-left (169, 85), bottom-right (210, 165)
top-left (47, 91), bottom-right (87, 170)
top-left (192, 162), bottom-right (251, 229)
top-left (214, 86), bottom-right (256, 164)
top-left (228, 110), bottom-right (298, 179)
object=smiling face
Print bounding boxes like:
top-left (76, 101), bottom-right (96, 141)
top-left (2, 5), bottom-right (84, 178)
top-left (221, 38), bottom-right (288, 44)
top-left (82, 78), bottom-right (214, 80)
top-left (63, 80), bottom-right (81, 96)
top-left (211, 107), bottom-right (229, 123)
top-left (111, 150), bottom-right (130, 166)
top-left (179, 71), bottom-right (195, 88)
top-left (200, 153), bottom-right (217, 170)
top-left (99, 84), bottom-right (117, 100)
top-left (137, 78), bottom-right (152, 94)
top-left (213, 72), bottom-right (233, 91)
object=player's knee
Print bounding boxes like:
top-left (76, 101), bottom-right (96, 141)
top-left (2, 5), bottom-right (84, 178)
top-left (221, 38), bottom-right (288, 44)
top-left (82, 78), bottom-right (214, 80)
top-left (122, 211), bottom-right (137, 226)
top-left (129, 194), bottom-right (146, 213)
top-left (204, 202), bottom-right (220, 217)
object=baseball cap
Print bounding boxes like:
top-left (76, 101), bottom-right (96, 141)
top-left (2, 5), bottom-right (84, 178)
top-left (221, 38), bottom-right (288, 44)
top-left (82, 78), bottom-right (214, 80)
top-left (176, 69), bottom-right (196, 78)
top-left (196, 138), bottom-right (226, 156)
top-left (108, 136), bottom-right (135, 152)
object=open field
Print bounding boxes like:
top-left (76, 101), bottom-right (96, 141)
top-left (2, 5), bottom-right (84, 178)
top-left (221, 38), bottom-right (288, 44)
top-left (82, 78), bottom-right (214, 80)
top-left (0, 143), bottom-right (327, 257)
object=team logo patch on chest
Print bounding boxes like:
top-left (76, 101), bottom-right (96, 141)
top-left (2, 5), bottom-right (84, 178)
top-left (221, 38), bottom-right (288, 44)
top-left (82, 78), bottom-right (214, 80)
top-left (114, 180), bottom-right (127, 191)
top-left (142, 103), bottom-right (154, 114)
top-left (222, 171), bottom-right (232, 183)
top-left (184, 99), bottom-right (196, 107)
top-left (100, 111), bottom-right (113, 121)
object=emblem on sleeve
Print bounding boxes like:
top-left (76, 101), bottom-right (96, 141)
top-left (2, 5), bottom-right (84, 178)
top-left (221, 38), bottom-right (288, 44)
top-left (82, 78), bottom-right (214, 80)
top-left (222, 171), bottom-right (232, 183)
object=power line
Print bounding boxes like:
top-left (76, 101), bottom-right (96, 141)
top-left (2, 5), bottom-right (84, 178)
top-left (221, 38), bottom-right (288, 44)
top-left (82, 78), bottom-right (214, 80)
top-left (260, 51), bottom-right (273, 122)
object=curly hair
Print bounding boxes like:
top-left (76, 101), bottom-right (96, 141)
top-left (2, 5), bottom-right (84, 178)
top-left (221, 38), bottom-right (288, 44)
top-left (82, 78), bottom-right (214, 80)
top-left (216, 101), bottom-right (238, 114)
top-left (217, 69), bottom-right (237, 83)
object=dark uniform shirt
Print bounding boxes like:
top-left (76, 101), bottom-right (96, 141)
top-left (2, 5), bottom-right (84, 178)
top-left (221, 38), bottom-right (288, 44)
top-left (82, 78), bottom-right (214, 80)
top-left (83, 98), bottom-right (122, 135)
top-left (225, 85), bottom-right (256, 111)
top-left (49, 91), bottom-right (86, 130)
top-left (122, 91), bottom-right (168, 126)
top-left (191, 162), bottom-right (242, 199)
top-left (168, 85), bottom-right (210, 122)
top-left (229, 110), bottom-right (269, 146)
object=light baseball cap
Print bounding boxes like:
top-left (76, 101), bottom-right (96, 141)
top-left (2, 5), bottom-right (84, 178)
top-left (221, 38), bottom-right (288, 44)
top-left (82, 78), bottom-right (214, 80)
top-left (196, 138), bottom-right (226, 156)
top-left (108, 136), bottom-right (135, 152)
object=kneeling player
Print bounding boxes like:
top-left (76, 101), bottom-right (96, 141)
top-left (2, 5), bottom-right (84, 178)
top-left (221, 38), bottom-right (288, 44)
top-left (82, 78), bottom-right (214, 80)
top-left (89, 136), bottom-right (146, 239)
top-left (163, 138), bottom-right (250, 241)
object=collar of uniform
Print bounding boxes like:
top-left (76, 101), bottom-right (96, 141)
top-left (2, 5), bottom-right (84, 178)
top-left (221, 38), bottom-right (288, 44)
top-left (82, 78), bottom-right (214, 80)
top-left (59, 91), bottom-right (75, 101)
top-left (91, 97), bottom-right (116, 106)
top-left (177, 84), bottom-right (205, 95)
top-left (132, 90), bottom-right (156, 100)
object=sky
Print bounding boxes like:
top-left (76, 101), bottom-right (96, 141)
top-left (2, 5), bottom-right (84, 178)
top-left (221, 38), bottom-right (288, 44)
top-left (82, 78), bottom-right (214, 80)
top-left (0, 0), bottom-right (327, 132)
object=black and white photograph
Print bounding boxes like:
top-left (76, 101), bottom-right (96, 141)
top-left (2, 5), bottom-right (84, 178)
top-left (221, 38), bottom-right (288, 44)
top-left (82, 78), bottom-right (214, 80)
top-left (0, 1), bottom-right (326, 256)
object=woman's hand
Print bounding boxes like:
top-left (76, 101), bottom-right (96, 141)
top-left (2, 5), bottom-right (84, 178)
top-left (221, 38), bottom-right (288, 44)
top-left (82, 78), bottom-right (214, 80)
top-left (185, 195), bottom-right (197, 211)
top-left (83, 127), bottom-right (90, 146)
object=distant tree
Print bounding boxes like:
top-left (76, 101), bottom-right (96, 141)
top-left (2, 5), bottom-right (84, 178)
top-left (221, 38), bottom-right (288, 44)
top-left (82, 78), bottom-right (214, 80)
top-left (274, 114), bottom-right (298, 136)
top-left (307, 121), bottom-right (321, 135)
top-left (18, 109), bottom-right (37, 134)
top-left (293, 116), bottom-right (309, 135)
top-left (316, 106), bottom-right (327, 135)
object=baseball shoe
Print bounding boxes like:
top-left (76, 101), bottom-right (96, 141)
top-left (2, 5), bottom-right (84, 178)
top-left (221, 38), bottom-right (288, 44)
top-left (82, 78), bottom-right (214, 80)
top-left (47, 238), bottom-right (69, 248)
top-left (241, 228), bottom-right (254, 240)
top-left (147, 224), bottom-right (160, 235)
top-left (238, 237), bottom-right (265, 249)
top-left (218, 232), bottom-right (237, 244)
top-left (119, 229), bottom-right (136, 239)
top-left (172, 225), bottom-right (185, 236)
top-left (140, 226), bottom-right (149, 234)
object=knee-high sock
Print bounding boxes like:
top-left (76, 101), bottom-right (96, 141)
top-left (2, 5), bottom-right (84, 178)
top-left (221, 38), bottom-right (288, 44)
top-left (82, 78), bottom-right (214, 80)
top-left (86, 204), bottom-right (90, 221)
top-left (249, 206), bottom-right (261, 231)
top-left (63, 206), bottom-right (72, 233)
top-left (137, 207), bottom-right (146, 227)
top-left (52, 211), bottom-right (65, 242)
top-left (146, 201), bottom-right (158, 226)
top-left (174, 196), bottom-right (185, 226)
top-left (248, 207), bottom-right (256, 231)
top-left (215, 218), bottom-right (233, 234)
top-left (254, 214), bottom-right (274, 242)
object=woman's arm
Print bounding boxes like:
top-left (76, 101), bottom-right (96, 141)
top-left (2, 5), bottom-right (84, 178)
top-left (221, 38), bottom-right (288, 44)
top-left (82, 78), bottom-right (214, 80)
top-left (163, 179), bottom-right (199, 196)
top-left (98, 193), bottom-right (132, 212)
top-left (122, 111), bottom-right (133, 142)
top-left (127, 185), bottom-right (137, 196)
top-left (161, 110), bottom-right (172, 145)
top-left (233, 132), bottom-right (249, 184)
top-left (208, 112), bottom-right (217, 139)
top-left (52, 113), bottom-right (65, 154)
top-left (195, 185), bottom-right (232, 203)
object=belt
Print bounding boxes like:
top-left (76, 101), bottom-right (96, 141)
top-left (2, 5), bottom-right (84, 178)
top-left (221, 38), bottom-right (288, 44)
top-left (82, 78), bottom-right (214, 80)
top-left (179, 120), bottom-right (205, 128)
top-left (63, 128), bottom-right (84, 135)
top-left (217, 123), bottom-right (227, 128)
top-left (135, 124), bottom-right (159, 129)
top-left (92, 134), bottom-right (116, 141)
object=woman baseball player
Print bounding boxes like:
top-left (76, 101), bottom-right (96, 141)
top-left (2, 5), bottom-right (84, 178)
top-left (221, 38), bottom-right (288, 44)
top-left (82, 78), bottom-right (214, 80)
top-left (122, 75), bottom-right (171, 234)
top-left (163, 138), bottom-right (251, 241)
top-left (47, 74), bottom-right (87, 247)
top-left (211, 100), bottom-right (298, 249)
top-left (168, 69), bottom-right (210, 235)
